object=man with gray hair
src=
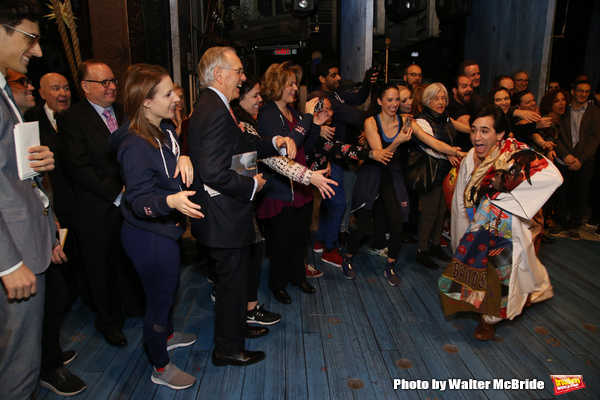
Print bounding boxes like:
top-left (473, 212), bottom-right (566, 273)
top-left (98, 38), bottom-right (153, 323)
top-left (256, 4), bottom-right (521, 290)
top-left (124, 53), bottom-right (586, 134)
top-left (188, 46), bottom-right (295, 366)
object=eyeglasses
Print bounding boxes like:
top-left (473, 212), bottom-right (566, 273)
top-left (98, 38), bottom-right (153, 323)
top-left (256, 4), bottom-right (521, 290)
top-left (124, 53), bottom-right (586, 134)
top-left (8, 77), bottom-right (33, 88)
top-left (221, 67), bottom-right (245, 76)
top-left (2, 24), bottom-right (40, 49)
top-left (407, 73), bottom-right (423, 78)
top-left (83, 78), bottom-right (118, 88)
top-left (515, 79), bottom-right (530, 83)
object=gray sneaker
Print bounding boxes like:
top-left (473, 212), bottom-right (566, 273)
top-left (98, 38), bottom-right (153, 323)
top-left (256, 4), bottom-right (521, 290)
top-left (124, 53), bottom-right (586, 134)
top-left (151, 361), bottom-right (196, 390)
top-left (167, 332), bottom-right (197, 351)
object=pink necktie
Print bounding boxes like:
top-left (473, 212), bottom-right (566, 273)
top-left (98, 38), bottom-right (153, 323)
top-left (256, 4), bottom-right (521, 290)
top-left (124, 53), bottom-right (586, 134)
top-left (102, 109), bottom-right (118, 133)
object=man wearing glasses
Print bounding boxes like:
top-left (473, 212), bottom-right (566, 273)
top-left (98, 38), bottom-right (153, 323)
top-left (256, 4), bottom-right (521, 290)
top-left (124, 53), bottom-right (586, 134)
top-left (513, 70), bottom-right (530, 93)
top-left (403, 64), bottom-right (423, 91)
top-left (0, 1), bottom-right (57, 399)
top-left (57, 59), bottom-right (145, 348)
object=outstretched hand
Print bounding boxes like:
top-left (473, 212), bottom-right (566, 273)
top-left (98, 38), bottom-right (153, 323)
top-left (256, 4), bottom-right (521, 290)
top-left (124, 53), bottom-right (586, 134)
top-left (166, 191), bottom-right (204, 218)
top-left (310, 169), bottom-right (338, 199)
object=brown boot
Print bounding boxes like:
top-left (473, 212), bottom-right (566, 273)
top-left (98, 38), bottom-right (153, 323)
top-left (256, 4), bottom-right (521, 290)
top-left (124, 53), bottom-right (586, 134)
top-left (473, 316), bottom-right (497, 340)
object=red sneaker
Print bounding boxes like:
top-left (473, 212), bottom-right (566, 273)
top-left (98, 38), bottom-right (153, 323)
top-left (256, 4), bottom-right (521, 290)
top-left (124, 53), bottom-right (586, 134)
top-left (305, 264), bottom-right (323, 278)
top-left (322, 248), bottom-right (343, 268)
top-left (313, 240), bottom-right (325, 253)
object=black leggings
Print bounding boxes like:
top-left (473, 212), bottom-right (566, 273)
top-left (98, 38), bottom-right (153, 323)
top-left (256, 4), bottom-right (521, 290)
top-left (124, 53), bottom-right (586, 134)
top-left (347, 169), bottom-right (403, 259)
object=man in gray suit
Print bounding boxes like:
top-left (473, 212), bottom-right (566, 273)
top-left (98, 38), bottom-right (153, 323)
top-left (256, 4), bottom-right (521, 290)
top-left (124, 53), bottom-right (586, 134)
top-left (0, 1), bottom-right (57, 399)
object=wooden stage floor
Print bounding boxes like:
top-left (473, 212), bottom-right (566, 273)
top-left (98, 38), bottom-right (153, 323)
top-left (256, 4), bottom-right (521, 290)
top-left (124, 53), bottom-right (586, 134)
top-left (40, 226), bottom-right (600, 399)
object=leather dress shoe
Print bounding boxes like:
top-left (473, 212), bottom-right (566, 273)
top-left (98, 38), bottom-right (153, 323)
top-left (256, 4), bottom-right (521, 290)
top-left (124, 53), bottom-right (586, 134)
top-left (211, 349), bottom-right (265, 366)
top-left (272, 289), bottom-right (292, 304)
top-left (103, 330), bottom-right (127, 347)
top-left (245, 325), bottom-right (269, 339)
top-left (298, 282), bottom-right (316, 294)
top-left (473, 317), bottom-right (497, 341)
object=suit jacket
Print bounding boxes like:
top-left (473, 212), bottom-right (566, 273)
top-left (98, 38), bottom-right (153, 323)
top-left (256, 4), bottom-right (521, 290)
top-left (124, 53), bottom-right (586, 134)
top-left (188, 89), bottom-right (278, 248)
top-left (24, 105), bottom-right (75, 226)
top-left (0, 90), bottom-right (54, 274)
top-left (56, 100), bottom-right (124, 234)
top-left (555, 103), bottom-right (600, 164)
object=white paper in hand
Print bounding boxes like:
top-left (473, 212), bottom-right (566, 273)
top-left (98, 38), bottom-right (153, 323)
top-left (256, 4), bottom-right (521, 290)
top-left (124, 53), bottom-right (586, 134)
top-left (13, 121), bottom-right (40, 180)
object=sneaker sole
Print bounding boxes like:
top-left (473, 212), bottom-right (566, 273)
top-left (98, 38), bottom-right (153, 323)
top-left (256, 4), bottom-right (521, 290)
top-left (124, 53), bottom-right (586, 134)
top-left (569, 236), bottom-right (580, 241)
top-left (39, 380), bottom-right (87, 396)
top-left (167, 338), bottom-right (197, 351)
top-left (585, 222), bottom-right (599, 228)
top-left (367, 250), bottom-right (387, 257)
top-left (246, 317), bottom-right (281, 326)
top-left (321, 258), bottom-right (342, 268)
top-left (306, 272), bottom-right (324, 278)
top-left (151, 376), bottom-right (195, 390)
top-left (313, 248), bottom-right (324, 253)
top-left (62, 352), bottom-right (76, 366)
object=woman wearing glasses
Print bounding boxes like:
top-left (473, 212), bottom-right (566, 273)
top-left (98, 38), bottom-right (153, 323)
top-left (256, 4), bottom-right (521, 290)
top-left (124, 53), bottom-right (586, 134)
top-left (108, 64), bottom-right (203, 390)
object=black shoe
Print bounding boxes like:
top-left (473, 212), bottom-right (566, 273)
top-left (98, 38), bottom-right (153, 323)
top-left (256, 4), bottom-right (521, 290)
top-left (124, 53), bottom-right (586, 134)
top-left (298, 282), bottom-right (316, 294)
top-left (247, 304), bottom-right (281, 325)
top-left (244, 325), bottom-right (270, 339)
top-left (416, 250), bottom-right (439, 269)
top-left (430, 244), bottom-right (452, 262)
top-left (103, 330), bottom-right (127, 347)
top-left (211, 350), bottom-right (265, 366)
top-left (62, 350), bottom-right (76, 365)
top-left (541, 235), bottom-right (556, 244)
top-left (272, 289), bottom-right (292, 304)
top-left (39, 366), bottom-right (87, 396)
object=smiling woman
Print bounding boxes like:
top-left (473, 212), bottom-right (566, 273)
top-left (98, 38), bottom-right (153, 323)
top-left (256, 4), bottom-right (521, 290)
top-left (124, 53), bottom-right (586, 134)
top-left (106, 63), bottom-right (202, 391)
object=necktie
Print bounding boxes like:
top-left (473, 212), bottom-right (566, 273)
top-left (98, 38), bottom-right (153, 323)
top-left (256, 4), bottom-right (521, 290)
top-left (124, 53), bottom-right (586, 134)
top-left (3, 83), bottom-right (23, 120)
top-left (102, 109), bottom-right (118, 133)
top-left (229, 107), bottom-right (238, 124)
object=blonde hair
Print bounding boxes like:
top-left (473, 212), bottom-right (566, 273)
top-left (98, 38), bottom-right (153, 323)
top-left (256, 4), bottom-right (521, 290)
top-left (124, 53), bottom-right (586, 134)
top-left (261, 61), bottom-right (303, 102)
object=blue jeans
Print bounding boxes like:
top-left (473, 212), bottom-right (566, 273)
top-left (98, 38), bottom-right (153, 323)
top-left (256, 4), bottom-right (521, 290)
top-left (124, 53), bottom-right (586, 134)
top-left (316, 162), bottom-right (346, 249)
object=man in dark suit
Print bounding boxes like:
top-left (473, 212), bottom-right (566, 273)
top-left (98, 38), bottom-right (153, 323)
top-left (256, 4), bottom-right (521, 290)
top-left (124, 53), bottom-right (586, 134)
top-left (57, 59), bottom-right (143, 348)
top-left (0, 2), bottom-right (57, 398)
top-left (25, 72), bottom-right (87, 395)
top-left (550, 79), bottom-right (600, 240)
top-left (188, 46), bottom-right (295, 366)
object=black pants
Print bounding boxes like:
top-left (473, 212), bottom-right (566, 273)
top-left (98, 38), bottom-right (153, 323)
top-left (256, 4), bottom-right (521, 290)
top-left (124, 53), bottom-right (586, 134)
top-left (347, 169), bottom-right (403, 259)
top-left (209, 246), bottom-right (251, 355)
top-left (263, 201), bottom-right (313, 291)
top-left (40, 264), bottom-right (68, 371)
top-left (554, 161), bottom-right (595, 228)
top-left (417, 185), bottom-right (447, 251)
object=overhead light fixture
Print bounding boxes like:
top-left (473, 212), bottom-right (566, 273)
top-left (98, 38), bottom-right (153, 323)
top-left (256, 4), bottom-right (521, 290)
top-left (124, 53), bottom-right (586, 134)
top-left (298, 0), bottom-right (309, 9)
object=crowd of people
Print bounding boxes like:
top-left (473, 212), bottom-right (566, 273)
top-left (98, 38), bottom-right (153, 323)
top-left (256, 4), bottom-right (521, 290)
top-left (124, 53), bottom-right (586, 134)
top-left (2, 0), bottom-right (600, 397)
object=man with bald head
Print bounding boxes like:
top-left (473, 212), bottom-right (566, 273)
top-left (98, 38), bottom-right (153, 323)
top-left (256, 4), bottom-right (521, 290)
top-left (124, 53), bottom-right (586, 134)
top-left (24, 72), bottom-right (87, 395)
top-left (57, 59), bottom-right (144, 348)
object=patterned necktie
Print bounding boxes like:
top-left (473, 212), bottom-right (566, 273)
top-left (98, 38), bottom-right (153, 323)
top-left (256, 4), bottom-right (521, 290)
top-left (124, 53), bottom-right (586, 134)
top-left (102, 109), bottom-right (118, 133)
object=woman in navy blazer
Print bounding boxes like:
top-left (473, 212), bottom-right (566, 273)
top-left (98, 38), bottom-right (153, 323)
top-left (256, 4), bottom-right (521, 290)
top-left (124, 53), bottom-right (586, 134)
top-left (108, 64), bottom-right (203, 390)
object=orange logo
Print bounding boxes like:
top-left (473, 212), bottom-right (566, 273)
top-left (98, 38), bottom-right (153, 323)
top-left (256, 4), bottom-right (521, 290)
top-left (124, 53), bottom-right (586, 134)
top-left (550, 375), bottom-right (585, 395)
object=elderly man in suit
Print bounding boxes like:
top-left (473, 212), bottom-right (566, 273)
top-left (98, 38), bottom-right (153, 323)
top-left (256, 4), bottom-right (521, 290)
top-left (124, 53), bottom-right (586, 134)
top-left (188, 46), bottom-right (295, 366)
top-left (0, 1), bottom-right (57, 399)
top-left (24, 72), bottom-right (86, 395)
top-left (57, 59), bottom-right (144, 348)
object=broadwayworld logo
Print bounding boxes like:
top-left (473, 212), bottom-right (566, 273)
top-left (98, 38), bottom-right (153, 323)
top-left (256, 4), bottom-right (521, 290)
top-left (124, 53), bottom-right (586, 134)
top-left (551, 375), bottom-right (586, 395)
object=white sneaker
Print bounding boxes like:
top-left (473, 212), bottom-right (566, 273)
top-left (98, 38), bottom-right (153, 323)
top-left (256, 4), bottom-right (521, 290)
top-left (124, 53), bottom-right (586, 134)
top-left (151, 361), bottom-right (196, 390)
